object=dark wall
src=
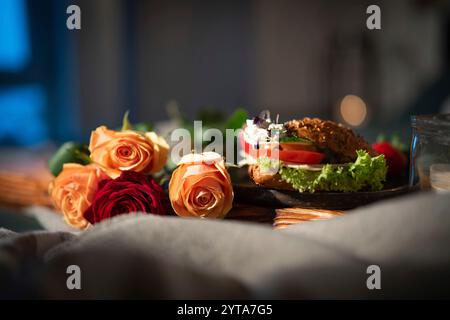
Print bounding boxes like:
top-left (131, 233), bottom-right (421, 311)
top-left (2, 0), bottom-right (446, 144)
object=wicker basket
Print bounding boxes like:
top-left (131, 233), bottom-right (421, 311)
top-left (0, 171), bottom-right (52, 208)
top-left (0, 149), bottom-right (53, 208)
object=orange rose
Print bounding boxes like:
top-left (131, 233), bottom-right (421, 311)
top-left (89, 126), bottom-right (169, 178)
top-left (169, 152), bottom-right (234, 218)
top-left (49, 163), bottom-right (108, 229)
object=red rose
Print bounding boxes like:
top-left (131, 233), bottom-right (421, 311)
top-left (84, 171), bottom-right (168, 225)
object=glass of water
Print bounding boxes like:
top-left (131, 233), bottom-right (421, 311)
top-left (410, 114), bottom-right (450, 192)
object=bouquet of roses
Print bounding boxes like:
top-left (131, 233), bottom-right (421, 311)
top-left (48, 115), bottom-right (234, 229)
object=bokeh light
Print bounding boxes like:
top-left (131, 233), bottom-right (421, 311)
top-left (340, 95), bottom-right (367, 127)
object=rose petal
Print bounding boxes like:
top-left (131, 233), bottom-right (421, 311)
top-left (177, 151), bottom-right (222, 166)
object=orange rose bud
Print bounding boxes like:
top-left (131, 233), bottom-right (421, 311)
top-left (169, 152), bottom-right (234, 219)
top-left (89, 126), bottom-right (169, 178)
top-left (49, 163), bottom-right (109, 229)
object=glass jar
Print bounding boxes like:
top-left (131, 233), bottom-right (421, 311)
top-left (410, 114), bottom-right (450, 191)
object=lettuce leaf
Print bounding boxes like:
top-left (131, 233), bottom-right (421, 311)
top-left (259, 150), bottom-right (387, 193)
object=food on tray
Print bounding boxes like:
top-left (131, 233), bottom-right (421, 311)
top-left (372, 141), bottom-right (408, 176)
top-left (241, 111), bottom-right (388, 193)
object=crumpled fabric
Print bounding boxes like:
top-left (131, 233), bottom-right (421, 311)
top-left (1, 192), bottom-right (450, 299)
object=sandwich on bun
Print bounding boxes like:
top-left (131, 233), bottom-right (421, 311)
top-left (241, 111), bottom-right (387, 193)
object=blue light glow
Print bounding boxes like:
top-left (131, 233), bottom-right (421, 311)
top-left (0, 85), bottom-right (48, 146)
top-left (0, 0), bottom-right (30, 71)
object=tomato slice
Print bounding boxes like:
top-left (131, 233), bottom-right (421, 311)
top-left (240, 131), bottom-right (251, 154)
top-left (240, 132), bottom-right (325, 164)
top-left (243, 143), bottom-right (273, 159)
top-left (277, 149), bottom-right (325, 164)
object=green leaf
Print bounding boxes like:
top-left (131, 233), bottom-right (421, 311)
top-left (224, 108), bottom-right (248, 130)
top-left (48, 142), bottom-right (91, 177)
top-left (260, 150), bottom-right (387, 193)
top-left (133, 122), bottom-right (153, 132)
top-left (225, 108), bottom-right (248, 130)
top-left (121, 110), bottom-right (132, 131)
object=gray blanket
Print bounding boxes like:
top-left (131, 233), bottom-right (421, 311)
top-left (1, 192), bottom-right (450, 299)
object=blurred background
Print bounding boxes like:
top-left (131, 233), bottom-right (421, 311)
top-left (0, 0), bottom-right (449, 146)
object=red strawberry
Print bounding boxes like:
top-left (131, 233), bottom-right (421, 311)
top-left (372, 142), bottom-right (407, 176)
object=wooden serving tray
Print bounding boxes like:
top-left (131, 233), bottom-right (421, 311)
top-left (233, 183), bottom-right (416, 210)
